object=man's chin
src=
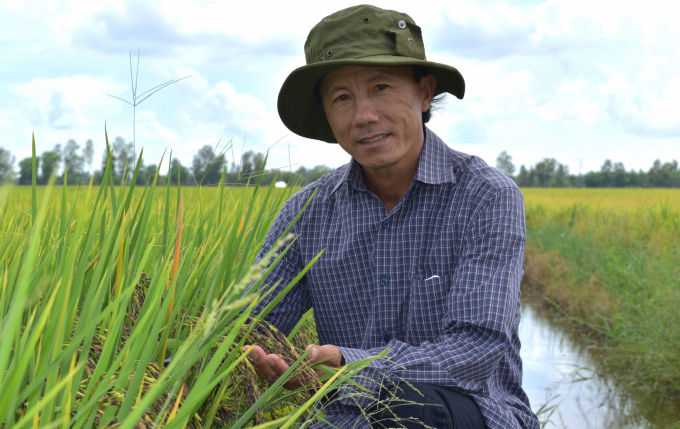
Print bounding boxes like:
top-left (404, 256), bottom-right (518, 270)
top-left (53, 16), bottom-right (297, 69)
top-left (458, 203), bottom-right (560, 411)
top-left (357, 155), bottom-right (400, 171)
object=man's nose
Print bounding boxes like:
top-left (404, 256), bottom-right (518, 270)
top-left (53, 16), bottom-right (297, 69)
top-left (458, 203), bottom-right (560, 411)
top-left (352, 97), bottom-right (380, 127)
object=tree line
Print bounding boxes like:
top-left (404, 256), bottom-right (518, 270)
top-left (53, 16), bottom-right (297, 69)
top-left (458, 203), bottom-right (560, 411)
top-left (1, 142), bottom-right (677, 188)
top-left (495, 151), bottom-right (680, 188)
top-left (0, 137), bottom-right (333, 188)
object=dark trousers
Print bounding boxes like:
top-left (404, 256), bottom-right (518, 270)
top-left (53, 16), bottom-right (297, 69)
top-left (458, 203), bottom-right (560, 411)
top-left (368, 383), bottom-right (487, 429)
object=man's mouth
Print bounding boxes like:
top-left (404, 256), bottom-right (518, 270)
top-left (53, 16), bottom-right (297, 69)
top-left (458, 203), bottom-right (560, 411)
top-left (359, 134), bottom-right (389, 144)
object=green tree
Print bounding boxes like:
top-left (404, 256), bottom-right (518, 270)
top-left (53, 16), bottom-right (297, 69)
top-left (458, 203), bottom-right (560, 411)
top-left (112, 136), bottom-right (134, 182)
top-left (0, 147), bottom-right (16, 184)
top-left (515, 159), bottom-right (571, 188)
top-left (584, 171), bottom-right (604, 187)
top-left (41, 149), bottom-right (61, 185)
top-left (142, 163), bottom-right (159, 185)
top-left (132, 158), bottom-right (147, 185)
top-left (534, 158), bottom-right (557, 187)
top-left (18, 157), bottom-right (36, 185)
top-left (237, 151), bottom-right (265, 184)
top-left (555, 163), bottom-right (569, 187)
top-left (515, 165), bottom-right (531, 187)
top-left (63, 139), bottom-right (85, 184)
top-left (83, 139), bottom-right (94, 174)
top-left (305, 165), bottom-right (333, 184)
top-left (192, 145), bottom-right (226, 186)
top-left (585, 160), bottom-right (633, 188)
top-left (169, 158), bottom-right (190, 185)
top-left (649, 159), bottom-right (679, 187)
top-left (612, 162), bottom-right (630, 187)
top-left (495, 151), bottom-right (516, 177)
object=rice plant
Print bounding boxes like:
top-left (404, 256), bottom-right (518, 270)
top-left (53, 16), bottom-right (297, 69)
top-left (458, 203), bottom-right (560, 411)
top-left (0, 132), bottom-right (374, 428)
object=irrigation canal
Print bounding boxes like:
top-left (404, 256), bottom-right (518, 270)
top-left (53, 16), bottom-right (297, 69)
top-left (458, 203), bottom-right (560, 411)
top-left (519, 301), bottom-right (677, 428)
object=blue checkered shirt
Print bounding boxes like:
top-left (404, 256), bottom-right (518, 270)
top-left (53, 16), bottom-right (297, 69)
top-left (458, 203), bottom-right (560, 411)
top-left (247, 127), bottom-right (539, 429)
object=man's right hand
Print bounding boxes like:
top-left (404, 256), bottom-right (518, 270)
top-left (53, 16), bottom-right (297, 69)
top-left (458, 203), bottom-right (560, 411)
top-left (243, 344), bottom-right (343, 390)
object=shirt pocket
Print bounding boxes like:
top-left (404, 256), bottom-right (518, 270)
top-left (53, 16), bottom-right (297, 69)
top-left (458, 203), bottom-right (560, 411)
top-left (406, 273), bottom-right (451, 345)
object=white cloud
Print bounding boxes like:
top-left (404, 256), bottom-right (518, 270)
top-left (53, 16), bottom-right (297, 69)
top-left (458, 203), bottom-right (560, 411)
top-left (135, 109), bottom-right (179, 143)
top-left (10, 76), bottom-right (126, 129)
top-left (1, 0), bottom-right (679, 175)
top-left (187, 80), bottom-right (350, 170)
top-left (68, 0), bottom-right (302, 62)
top-left (600, 56), bottom-right (680, 137)
top-left (431, 1), bottom-right (536, 59)
top-left (201, 82), bottom-right (273, 133)
top-left (1, 76), bottom-right (127, 161)
top-left (423, 0), bottom-right (680, 174)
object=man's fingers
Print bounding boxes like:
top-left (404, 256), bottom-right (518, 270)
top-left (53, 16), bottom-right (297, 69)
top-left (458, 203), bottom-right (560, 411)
top-left (244, 345), bottom-right (278, 379)
top-left (305, 344), bottom-right (319, 360)
top-left (244, 344), bottom-right (336, 389)
top-left (266, 354), bottom-right (291, 376)
top-left (305, 344), bottom-right (343, 367)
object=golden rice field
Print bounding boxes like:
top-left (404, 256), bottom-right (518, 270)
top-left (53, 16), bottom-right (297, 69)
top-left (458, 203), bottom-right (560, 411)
top-left (521, 187), bottom-right (680, 419)
top-left (524, 188), bottom-right (680, 244)
top-left (523, 187), bottom-right (680, 209)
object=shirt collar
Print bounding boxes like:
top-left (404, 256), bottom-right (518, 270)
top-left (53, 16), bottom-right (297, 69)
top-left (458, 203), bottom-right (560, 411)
top-left (413, 126), bottom-right (457, 186)
top-left (331, 126), bottom-right (456, 195)
top-left (331, 157), bottom-right (365, 195)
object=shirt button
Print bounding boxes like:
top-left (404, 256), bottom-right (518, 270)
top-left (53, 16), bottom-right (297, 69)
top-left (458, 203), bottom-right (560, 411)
top-left (382, 220), bottom-right (390, 228)
top-left (383, 333), bottom-right (391, 343)
top-left (380, 276), bottom-right (388, 286)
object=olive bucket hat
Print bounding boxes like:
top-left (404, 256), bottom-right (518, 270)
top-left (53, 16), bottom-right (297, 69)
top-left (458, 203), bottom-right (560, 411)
top-left (277, 4), bottom-right (465, 143)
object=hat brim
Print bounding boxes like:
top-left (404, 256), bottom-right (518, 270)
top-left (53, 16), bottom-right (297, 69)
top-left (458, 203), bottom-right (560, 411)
top-left (277, 55), bottom-right (465, 143)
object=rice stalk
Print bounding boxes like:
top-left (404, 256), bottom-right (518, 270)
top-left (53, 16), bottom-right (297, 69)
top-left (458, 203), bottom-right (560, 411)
top-left (0, 133), bottom-right (374, 428)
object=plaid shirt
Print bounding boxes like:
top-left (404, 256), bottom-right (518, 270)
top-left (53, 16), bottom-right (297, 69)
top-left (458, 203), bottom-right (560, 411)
top-left (247, 127), bottom-right (539, 429)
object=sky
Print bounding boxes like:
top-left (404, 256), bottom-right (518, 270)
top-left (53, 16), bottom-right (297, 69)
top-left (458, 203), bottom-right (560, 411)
top-left (1, 0), bottom-right (679, 175)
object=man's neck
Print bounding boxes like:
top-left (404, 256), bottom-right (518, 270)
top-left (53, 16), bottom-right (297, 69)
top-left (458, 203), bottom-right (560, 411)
top-left (361, 132), bottom-right (424, 213)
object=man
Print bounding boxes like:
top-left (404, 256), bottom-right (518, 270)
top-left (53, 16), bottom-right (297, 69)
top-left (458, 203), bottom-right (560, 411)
top-left (243, 5), bottom-right (539, 429)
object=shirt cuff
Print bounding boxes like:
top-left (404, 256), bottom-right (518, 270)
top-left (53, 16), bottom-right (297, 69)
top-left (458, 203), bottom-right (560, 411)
top-left (337, 347), bottom-right (373, 365)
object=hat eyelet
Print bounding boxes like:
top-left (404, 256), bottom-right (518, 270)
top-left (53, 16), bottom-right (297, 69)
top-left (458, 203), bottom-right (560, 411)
top-left (363, 17), bottom-right (370, 23)
top-left (327, 50), bottom-right (333, 57)
top-left (408, 38), bottom-right (413, 43)
top-left (319, 57), bottom-right (324, 62)
top-left (398, 20), bottom-right (407, 29)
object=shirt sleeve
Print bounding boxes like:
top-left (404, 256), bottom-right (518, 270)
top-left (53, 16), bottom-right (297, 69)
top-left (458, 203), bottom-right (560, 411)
top-left (335, 186), bottom-right (526, 408)
top-left (244, 196), bottom-right (312, 336)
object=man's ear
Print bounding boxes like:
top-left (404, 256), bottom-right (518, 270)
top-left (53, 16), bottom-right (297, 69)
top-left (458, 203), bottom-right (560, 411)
top-left (420, 74), bottom-right (438, 113)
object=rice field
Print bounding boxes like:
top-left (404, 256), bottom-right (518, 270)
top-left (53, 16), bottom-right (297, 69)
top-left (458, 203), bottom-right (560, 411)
top-left (3, 145), bottom-right (679, 428)
top-left (521, 188), bottom-right (680, 419)
top-left (0, 146), bottom-right (372, 428)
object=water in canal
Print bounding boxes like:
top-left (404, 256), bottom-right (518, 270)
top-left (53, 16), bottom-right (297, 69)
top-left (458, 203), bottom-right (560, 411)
top-left (519, 302), bottom-right (678, 429)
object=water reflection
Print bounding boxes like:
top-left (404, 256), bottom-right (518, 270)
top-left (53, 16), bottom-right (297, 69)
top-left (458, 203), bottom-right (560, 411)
top-left (519, 303), bottom-right (653, 429)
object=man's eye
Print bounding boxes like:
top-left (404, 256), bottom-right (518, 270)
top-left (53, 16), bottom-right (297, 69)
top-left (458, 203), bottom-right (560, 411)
top-left (335, 94), bottom-right (350, 102)
top-left (374, 84), bottom-right (388, 92)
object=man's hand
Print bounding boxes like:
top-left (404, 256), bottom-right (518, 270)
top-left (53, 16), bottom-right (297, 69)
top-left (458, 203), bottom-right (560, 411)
top-left (243, 344), bottom-right (343, 390)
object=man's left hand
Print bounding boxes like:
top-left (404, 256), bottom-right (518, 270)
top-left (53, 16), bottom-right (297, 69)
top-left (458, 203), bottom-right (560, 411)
top-left (243, 344), bottom-right (343, 390)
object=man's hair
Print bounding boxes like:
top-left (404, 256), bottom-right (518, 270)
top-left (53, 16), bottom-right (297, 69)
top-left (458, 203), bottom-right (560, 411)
top-left (410, 66), bottom-right (446, 124)
top-left (313, 66), bottom-right (446, 124)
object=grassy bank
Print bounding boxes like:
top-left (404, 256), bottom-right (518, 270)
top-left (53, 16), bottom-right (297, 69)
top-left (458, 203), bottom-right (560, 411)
top-left (521, 188), bottom-right (680, 420)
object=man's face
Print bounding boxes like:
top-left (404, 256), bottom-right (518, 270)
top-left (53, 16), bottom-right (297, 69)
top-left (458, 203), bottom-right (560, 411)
top-left (320, 66), bottom-right (436, 171)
